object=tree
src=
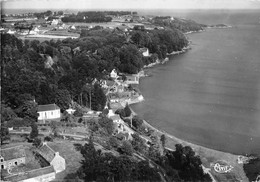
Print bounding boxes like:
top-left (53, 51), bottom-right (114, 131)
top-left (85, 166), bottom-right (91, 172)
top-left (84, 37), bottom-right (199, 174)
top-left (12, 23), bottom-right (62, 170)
top-left (118, 44), bottom-right (143, 74)
top-left (1, 104), bottom-right (17, 122)
top-left (160, 134), bottom-right (166, 149)
top-left (33, 137), bottom-right (42, 148)
top-left (132, 116), bottom-right (143, 129)
top-left (30, 123), bottom-right (39, 139)
top-left (87, 119), bottom-right (99, 133)
top-left (135, 161), bottom-right (161, 181)
top-left (15, 95), bottom-right (38, 123)
top-left (1, 124), bottom-right (10, 145)
top-left (50, 120), bottom-right (59, 136)
top-left (109, 136), bottom-right (119, 148)
top-left (124, 103), bottom-right (132, 117)
top-left (91, 83), bottom-right (106, 111)
top-left (73, 106), bottom-right (84, 117)
top-left (98, 117), bottom-right (114, 135)
top-left (55, 89), bottom-right (71, 112)
top-left (120, 140), bottom-right (134, 156)
top-left (131, 133), bottom-right (146, 153)
top-left (165, 144), bottom-right (211, 181)
top-left (77, 136), bottom-right (108, 181)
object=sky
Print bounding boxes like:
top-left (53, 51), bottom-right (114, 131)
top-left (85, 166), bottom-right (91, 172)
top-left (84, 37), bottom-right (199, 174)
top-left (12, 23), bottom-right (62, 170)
top-left (2, 0), bottom-right (260, 10)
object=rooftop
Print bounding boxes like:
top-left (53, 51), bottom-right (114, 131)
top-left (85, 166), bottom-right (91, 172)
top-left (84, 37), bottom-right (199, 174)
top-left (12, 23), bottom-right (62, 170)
top-left (0, 145), bottom-right (26, 161)
top-left (36, 142), bottom-right (56, 163)
top-left (38, 104), bottom-right (60, 112)
top-left (4, 166), bottom-right (55, 182)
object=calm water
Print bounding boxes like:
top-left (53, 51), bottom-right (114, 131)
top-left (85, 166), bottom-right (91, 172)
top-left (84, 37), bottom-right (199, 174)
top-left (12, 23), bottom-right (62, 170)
top-left (132, 10), bottom-right (260, 155)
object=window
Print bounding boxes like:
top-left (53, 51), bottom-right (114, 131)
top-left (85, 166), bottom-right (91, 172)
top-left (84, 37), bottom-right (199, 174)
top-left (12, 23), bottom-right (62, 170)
top-left (14, 161), bottom-right (18, 165)
top-left (0, 158), bottom-right (3, 162)
top-left (51, 112), bottom-right (53, 115)
top-left (20, 159), bottom-right (24, 162)
top-left (1, 165), bottom-right (4, 169)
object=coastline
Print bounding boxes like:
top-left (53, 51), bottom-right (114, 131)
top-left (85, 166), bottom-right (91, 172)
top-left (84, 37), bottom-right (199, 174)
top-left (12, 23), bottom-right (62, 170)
top-left (127, 40), bottom-right (249, 181)
top-left (144, 43), bottom-right (191, 69)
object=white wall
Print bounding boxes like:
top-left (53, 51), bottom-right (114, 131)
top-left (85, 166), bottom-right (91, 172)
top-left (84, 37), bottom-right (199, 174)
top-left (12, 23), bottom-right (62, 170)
top-left (38, 109), bottom-right (60, 120)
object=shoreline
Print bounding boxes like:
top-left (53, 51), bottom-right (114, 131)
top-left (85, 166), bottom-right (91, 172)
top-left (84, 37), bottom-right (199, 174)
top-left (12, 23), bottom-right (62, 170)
top-left (129, 82), bottom-right (249, 182)
top-left (128, 42), bottom-right (249, 181)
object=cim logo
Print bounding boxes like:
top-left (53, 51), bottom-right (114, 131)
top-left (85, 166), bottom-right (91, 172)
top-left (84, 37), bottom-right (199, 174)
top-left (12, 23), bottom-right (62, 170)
top-left (213, 161), bottom-right (233, 173)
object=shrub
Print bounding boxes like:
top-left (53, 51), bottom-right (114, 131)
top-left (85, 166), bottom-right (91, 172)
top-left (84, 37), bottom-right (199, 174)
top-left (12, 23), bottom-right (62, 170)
top-left (78, 118), bottom-right (83, 123)
top-left (44, 136), bottom-right (53, 142)
top-left (109, 136), bottom-right (119, 148)
top-left (124, 104), bottom-right (132, 117)
top-left (32, 138), bottom-right (42, 148)
top-left (87, 119), bottom-right (99, 132)
top-left (123, 118), bottom-right (131, 126)
top-left (30, 123), bottom-right (38, 139)
top-left (98, 117), bottom-right (114, 135)
top-left (132, 116), bottom-right (143, 129)
top-left (116, 132), bottom-right (125, 140)
top-left (120, 140), bottom-right (134, 155)
top-left (40, 127), bottom-right (48, 132)
top-left (243, 157), bottom-right (260, 182)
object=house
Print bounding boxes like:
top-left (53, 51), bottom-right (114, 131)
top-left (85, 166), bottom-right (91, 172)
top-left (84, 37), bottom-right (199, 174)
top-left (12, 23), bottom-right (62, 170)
top-left (110, 69), bottom-right (118, 79)
top-left (7, 29), bottom-right (16, 34)
top-left (108, 110), bottom-right (134, 140)
top-left (38, 104), bottom-right (61, 123)
top-left (36, 142), bottom-right (66, 173)
top-left (0, 146), bottom-right (26, 170)
top-left (125, 75), bottom-right (139, 84)
top-left (139, 48), bottom-right (150, 57)
top-left (83, 110), bottom-right (101, 119)
top-left (4, 166), bottom-right (56, 182)
top-left (51, 19), bottom-right (59, 25)
top-left (66, 108), bottom-right (76, 115)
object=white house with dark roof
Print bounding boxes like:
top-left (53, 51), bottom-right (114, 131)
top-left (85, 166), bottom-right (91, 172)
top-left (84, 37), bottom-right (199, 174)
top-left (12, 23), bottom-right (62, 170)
top-left (110, 69), bottom-right (118, 79)
top-left (38, 104), bottom-right (61, 122)
top-left (139, 47), bottom-right (150, 57)
top-left (0, 146), bottom-right (26, 170)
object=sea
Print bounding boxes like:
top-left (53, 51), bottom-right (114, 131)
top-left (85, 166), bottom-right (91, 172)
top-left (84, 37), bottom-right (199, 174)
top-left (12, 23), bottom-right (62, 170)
top-left (132, 9), bottom-right (260, 155)
top-left (3, 8), bottom-right (260, 155)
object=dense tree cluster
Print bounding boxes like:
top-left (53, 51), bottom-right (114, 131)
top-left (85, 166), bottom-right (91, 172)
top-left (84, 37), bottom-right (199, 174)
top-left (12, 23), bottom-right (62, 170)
top-left (156, 144), bottom-right (211, 181)
top-left (243, 156), bottom-right (260, 182)
top-left (72, 138), bottom-right (161, 182)
top-left (152, 16), bottom-right (206, 33)
top-left (103, 11), bottom-right (132, 16)
top-left (1, 34), bottom-right (108, 114)
top-left (130, 28), bottom-right (188, 59)
top-left (62, 11), bottom-right (112, 23)
top-left (34, 10), bottom-right (53, 19)
top-left (1, 18), bottom-right (191, 135)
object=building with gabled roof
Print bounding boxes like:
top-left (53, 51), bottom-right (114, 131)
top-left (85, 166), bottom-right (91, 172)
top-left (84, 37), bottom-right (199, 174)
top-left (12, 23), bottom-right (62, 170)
top-left (139, 47), bottom-right (150, 57)
top-left (0, 146), bottom-right (26, 170)
top-left (35, 142), bottom-right (66, 173)
top-left (4, 166), bottom-right (56, 182)
top-left (38, 104), bottom-right (61, 123)
top-left (110, 69), bottom-right (118, 79)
